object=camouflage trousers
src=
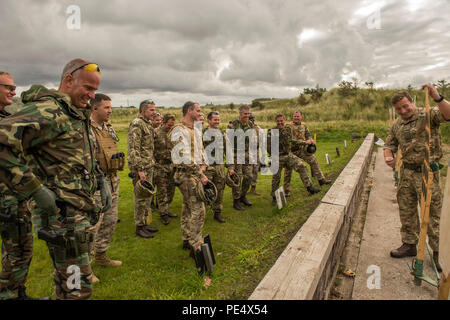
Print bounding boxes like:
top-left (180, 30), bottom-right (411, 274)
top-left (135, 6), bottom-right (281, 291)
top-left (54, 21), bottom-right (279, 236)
top-left (397, 168), bottom-right (442, 251)
top-left (32, 203), bottom-right (96, 300)
top-left (283, 150), bottom-right (319, 194)
top-left (93, 175), bottom-right (120, 254)
top-left (251, 164), bottom-right (259, 187)
top-left (205, 164), bottom-right (226, 214)
top-left (133, 170), bottom-right (154, 227)
top-left (175, 170), bottom-right (206, 250)
top-left (272, 153), bottom-right (312, 196)
top-left (0, 200), bottom-right (33, 300)
top-left (154, 164), bottom-right (175, 216)
top-left (231, 164), bottom-right (253, 200)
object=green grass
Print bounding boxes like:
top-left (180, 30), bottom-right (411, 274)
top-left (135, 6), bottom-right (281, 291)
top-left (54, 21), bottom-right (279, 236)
top-left (25, 130), bottom-right (364, 300)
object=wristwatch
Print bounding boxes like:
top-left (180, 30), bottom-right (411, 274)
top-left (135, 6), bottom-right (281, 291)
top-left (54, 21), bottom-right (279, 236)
top-left (434, 93), bottom-right (444, 103)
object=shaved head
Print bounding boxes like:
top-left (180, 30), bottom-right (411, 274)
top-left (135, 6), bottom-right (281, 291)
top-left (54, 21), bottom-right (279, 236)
top-left (61, 58), bottom-right (89, 81)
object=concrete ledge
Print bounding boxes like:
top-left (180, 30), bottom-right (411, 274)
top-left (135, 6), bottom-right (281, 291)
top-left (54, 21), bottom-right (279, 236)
top-left (250, 133), bottom-right (375, 300)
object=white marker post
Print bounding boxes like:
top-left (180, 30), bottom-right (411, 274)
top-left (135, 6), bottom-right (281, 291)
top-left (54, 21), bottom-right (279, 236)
top-left (344, 140), bottom-right (347, 148)
top-left (325, 153), bottom-right (330, 165)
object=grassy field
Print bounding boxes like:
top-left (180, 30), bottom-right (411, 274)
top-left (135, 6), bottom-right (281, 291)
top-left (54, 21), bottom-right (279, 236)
top-left (25, 129), bottom-right (364, 300)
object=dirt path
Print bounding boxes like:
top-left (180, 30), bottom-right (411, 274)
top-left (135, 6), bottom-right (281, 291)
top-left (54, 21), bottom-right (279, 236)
top-left (330, 146), bottom-right (447, 300)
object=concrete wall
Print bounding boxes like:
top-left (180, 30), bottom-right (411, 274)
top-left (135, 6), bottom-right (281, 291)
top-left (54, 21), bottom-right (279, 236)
top-left (249, 133), bottom-right (375, 300)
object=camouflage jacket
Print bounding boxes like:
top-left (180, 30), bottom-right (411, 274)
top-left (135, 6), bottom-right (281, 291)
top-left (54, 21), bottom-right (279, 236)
top-left (226, 119), bottom-right (258, 167)
top-left (290, 121), bottom-right (311, 151)
top-left (154, 126), bottom-right (172, 164)
top-left (268, 125), bottom-right (292, 156)
top-left (203, 127), bottom-right (225, 165)
top-left (127, 114), bottom-right (155, 173)
top-left (0, 109), bottom-right (16, 208)
top-left (168, 121), bottom-right (205, 179)
top-left (384, 107), bottom-right (449, 165)
top-left (0, 85), bottom-right (99, 212)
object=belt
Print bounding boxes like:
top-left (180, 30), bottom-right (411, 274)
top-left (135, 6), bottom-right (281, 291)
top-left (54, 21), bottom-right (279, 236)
top-left (403, 163), bottom-right (422, 173)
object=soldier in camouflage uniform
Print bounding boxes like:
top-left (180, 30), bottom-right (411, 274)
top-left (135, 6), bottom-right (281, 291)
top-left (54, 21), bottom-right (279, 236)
top-left (384, 88), bottom-right (450, 272)
top-left (268, 115), bottom-right (320, 205)
top-left (152, 112), bottom-right (162, 129)
top-left (154, 114), bottom-right (177, 225)
top-left (0, 72), bottom-right (41, 300)
top-left (128, 100), bottom-right (159, 239)
top-left (0, 60), bottom-right (112, 300)
top-left (226, 105), bottom-right (257, 211)
top-left (168, 101), bottom-right (209, 253)
top-left (284, 110), bottom-right (330, 196)
top-left (90, 94), bottom-right (123, 275)
top-left (203, 111), bottom-right (226, 223)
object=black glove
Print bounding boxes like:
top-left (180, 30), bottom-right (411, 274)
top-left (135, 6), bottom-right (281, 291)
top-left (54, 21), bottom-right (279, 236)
top-left (99, 176), bottom-right (112, 213)
top-left (32, 185), bottom-right (58, 216)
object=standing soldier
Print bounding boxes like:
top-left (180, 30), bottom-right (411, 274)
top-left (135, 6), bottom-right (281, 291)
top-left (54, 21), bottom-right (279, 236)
top-left (248, 113), bottom-right (261, 196)
top-left (269, 114), bottom-right (320, 205)
top-left (153, 114), bottom-right (177, 225)
top-left (0, 72), bottom-right (46, 300)
top-left (90, 93), bottom-right (123, 275)
top-left (383, 87), bottom-right (449, 272)
top-left (128, 100), bottom-right (159, 238)
top-left (284, 110), bottom-right (330, 197)
top-left (203, 111), bottom-right (226, 223)
top-left (169, 101), bottom-right (209, 254)
top-left (0, 59), bottom-right (112, 300)
top-left (227, 105), bottom-right (256, 211)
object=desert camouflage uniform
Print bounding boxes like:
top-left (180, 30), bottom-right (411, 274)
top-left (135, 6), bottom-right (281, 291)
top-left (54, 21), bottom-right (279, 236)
top-left (284, 122), bottom-right (325, 194)
top-left (128, 114), bottom-right (156, 227)
top-left (0, 109), bottom-right (33, 300)
top-left (0, 85), bottom-right (101, 300)
top-left (90, 119), bottom-right (120, 255)
top-left (169, 121), bottom-right (206, 249)
top-left (153, 126), bottom-right (175, 217)
top-left (203, 127), bottom-right (226, 215)
top-left (268, 125), bottom-right (313, 197)
top-left (226, 119), bottom-right (257, 200)
top-left (384, 107), bottom-right (449, 251)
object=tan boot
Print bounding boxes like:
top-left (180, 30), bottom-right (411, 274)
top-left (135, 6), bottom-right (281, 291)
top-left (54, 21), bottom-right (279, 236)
top-left (249, 186), bottom-right (261, 195)
top-left (90, 273), bottom-right (100, 284)
top-left (95, 252), bottom-right (123, 267)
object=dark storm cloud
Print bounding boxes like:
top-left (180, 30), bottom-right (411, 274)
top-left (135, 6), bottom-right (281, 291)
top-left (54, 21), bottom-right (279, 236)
top-left (0, 0), bottom-right (449, 107)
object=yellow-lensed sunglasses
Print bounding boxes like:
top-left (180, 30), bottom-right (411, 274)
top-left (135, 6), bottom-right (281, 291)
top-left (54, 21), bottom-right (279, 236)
top-left (70, 63), bottom-right (101, 75)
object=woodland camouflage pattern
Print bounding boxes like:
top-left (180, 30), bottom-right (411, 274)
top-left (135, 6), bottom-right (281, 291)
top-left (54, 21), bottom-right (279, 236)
top-left (384, 107), bottom-right (449, 251)
top-left (0, 109), bottom-right (33, 300)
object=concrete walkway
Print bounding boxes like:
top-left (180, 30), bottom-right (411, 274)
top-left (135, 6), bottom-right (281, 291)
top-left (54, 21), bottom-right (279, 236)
top-left (352, 148), bottom-right (439, 300)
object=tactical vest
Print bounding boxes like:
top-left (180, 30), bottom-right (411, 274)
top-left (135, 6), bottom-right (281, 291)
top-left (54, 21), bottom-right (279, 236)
top-left (91, 125), bottom-right (124, 174)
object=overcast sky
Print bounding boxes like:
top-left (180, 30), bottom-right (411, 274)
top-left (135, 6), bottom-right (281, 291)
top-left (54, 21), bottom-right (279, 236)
top-left (1, 0), bottom-right (449, 107)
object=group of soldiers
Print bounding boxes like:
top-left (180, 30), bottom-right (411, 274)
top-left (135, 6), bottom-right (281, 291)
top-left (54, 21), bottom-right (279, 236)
top-left (0, 58), bottom-right (448, 300)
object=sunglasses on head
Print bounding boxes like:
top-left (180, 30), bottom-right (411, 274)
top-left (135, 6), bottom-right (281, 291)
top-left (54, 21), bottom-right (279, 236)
top-left (70, 63), bottom-right (101, 76)
top-left (0, 84), bottom-right (16, 92)
top-left (153, 113), bottom-right (161, 117)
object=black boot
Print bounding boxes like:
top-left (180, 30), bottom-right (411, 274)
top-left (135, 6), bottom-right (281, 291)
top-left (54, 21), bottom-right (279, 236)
top-left (390, 243), bottom-right (417, 258)
top-left (433, 251), bottom-right (442, 272)
top-left (233, 199), bottom-right (244, 211)
top-left (15, 287), bottom-right (50, 300)
top-left (307, 186), bottom-right (321, 195)
top-left (161, 214), bottom-right (170, 225)
top-left (272, 196), bottom-right (277, 206)
top-left (182, 240), bottom-right (191, 250)
top-left (214, 212), bottom-right (226, 223)
top-left (319, 178), bottom-right (331, 185)
top-left (240, 196), bottom-right (252, 206)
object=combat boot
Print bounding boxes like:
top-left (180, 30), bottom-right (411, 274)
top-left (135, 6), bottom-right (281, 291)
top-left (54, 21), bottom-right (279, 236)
top-left (168, 212), bottom-right (177, 218)
top-left (249, 186), bottom-right (261, 195)
top-left (240, 196), bottom-right (252, 206)
top-left (307, 186), bottom-right (321, 195)
top-left (233, 199), bottom-right (244, 211)
top-left (144, 225), bottom-right (159, 233)
top-left (319, 178), bottom-right (331, 185)
top-left (90, 273), bottom-right (100, 284)
top-left (390, 243), bottom-right (417, 258)
top-left (94, 252), bottom-right (122, 267)
top-left (214, 211), bottom-right (226, 223)
top-left (136, 226), bottom-right (154, 238)
top-left (161, 214), bottom-right (170, 225)
top-left (182, 240), bottom-right (191, 250)
top-left (433, 251), bottom-right (442, 272)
